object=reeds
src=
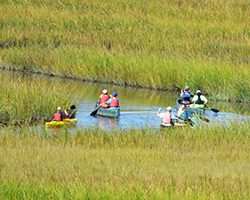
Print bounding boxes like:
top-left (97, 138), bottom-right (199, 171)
top-left (1, 0), bottom-right (250, 101)
top-left (0, 72), bottom-right (81, 125)
top-left (0, 122), bottom-right (250, 199)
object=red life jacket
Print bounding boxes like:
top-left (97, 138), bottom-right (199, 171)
top-left (162, 112), bottom-right (171, 124)
top-left (54, 112), bottom-right (62, 121)
top-left (100, 94), bottom-right (110, 103)
top-left (110, 97), bottom-right (119, 107)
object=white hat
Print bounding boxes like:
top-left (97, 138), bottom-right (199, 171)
top-left (102, 89), bottom-right (108, 94)
top-left (196, 90), bottom-right (201, 94)
top-left (167, 107), bottom-right (172, 111)
top-left (57, 106), bottom-right (62, 110)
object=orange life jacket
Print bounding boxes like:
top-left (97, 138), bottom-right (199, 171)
top-left (54, 112), bottom-right (62, 121)
top-left (100, 94), bottom-right (110, 103)
top-left (110, 97), bottom-right (119, 107)
top-left (162, 112), bottom-right (171, 124)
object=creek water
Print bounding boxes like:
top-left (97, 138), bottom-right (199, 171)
top-left (4, 71), bottom-right (250, 130)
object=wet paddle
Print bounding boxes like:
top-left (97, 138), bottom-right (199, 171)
top-left (205, 105), bottom-right (219, 113)
top-left (199, 116), bottom-right (210, 122)
top-left (90, 105), bottom-right (101, 116)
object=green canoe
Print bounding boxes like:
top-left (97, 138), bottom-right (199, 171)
top-left (94, 107), bottom-right (120, 118)
top-left (177, 98), bottom-right (205, 116)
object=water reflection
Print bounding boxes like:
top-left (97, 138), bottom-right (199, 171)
top-left (2, 70), bottom-right (250, 130)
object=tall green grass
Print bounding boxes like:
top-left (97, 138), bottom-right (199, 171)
top-left (0, 72), bottom-right (81, 125)
top-left (0, 123), bottom-right (250, 199)
top-left (0, 0), bottom-right (250, 102)
top-left (1, 47), bottom-right (250, 101)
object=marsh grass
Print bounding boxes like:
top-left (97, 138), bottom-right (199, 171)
top-left (1, 0), bottom-right (250, 101)
top-left (0, 72), bottom-right (81, 125)
top-left (0, 123), bottom-right (250, 199)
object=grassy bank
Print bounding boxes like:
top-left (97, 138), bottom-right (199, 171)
top-left (0, 123), bottom-right (250, 199)
top-left (0, 72), bottom-right (80, 125)
top-left (1, 0), bottom-right (250, 101)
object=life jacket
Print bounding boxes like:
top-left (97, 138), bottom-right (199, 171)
top-left (182, 92), bottom-right (192, 105)
top-left (110, 97), bottom-right (119, 107)
top-left (100, 94), bottom-right (110, 103)
top-left (54, 112), bottom-right (62, 121)
top-left (180, 110), bottom-right (188, 121)
top-left (194, 95), bottom-right (204, 105)
top-left (162, 112), bottom-right (171, 124)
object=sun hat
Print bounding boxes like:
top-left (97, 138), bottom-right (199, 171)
top-left (185, 86), bottom-right (190, 91)
top-left (112, 92), bottom-right (118, 97)
top-left (102, 89), bottom-right (108, 94)
top-left (196, 90), bottom-right (201, 94)
top-left (167, 107), bottom-right (172, 111)
top-left (57, 106), bottom-right (62, 110)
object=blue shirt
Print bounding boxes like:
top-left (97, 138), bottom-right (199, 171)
top-left (106, 98), bottom-right (119, 110)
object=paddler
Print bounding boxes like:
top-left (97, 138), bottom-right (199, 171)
top-left (53, 106), bottom-right (69, 121)
top-left (99, 89), bottom-right (110, 108)
top-left (157, 107), bottom-right (177, 127)
top-left (177, 105), bottom-right (194, 121)
top-left (191, 90), bottom-right (208, 108)
top-left (106, 92), bottom-right (119, 110)
top-left (180, 86), bottom-right (192, 105)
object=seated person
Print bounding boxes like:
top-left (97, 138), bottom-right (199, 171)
top-left (177, 105), bottom-right (194, 121)
top-left (67, 105), bottom-right (76, 119)
top-left (99, 89), bottom-right (110, 108)
top-left (180, 86), bottom-right (192, 105)
top-left (192, 90), bottom-right (208, 108)
top-left (53, 106), bottom-right (69, 121)
top-left (106, 92), bottom-right (119, 110)
top-left (157, 107), bottom-right (177, 127)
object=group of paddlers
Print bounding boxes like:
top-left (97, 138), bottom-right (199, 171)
top-left (95, 89), bottom-right (120, 110)
top-left (157, 86), bottom-right (208, 127)
top-left (180, 86), bottom-right (208, 107)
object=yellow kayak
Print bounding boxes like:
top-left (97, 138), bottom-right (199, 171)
top-left (46, 118), bottom-right (78, 129)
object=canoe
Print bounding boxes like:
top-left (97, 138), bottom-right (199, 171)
top-left (160, 120), bottom-right (194, 128)
top-left (94, 107), bottom-right (120, 118)
top-left (177, 98), bottom-right (205, 116)
top-left (46, 118), bottom-right (78, 129)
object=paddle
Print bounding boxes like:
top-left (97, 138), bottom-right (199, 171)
top-left (173, 84), bottom-right (194, 97)
top-left (205, 105), bottom-right (219, 113)
top-left (199, 116), bottom-right (210, 122)
top-left (90, 105), bottom-right (101, 116)
top-left (173, 85), bottom-right (219, 113)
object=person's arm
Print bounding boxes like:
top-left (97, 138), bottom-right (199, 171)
top-left (106, 98), bottom-right (111, 105)
top-left (180, 89), bottom-right (183, 97)
top-left (186, 111), bottom-right (194, 118)
top-left (63, 110), bottom-right (69, 118)
top-left (157, 108), bottom-right (162, 117)
top-left (203, 96), bottom-right (208, 105)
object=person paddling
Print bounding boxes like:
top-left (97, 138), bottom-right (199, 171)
top-left (99, 89), bottom-right (110, 108)
top-left (191, 90), bottom-right (208, 108)
top-left (180, 86), bottom-right (192, 105)
top-left (67, 105), bottom-right (76, 119)
top-left (106, 92), bottom-right (119, 110)
top-left (157, 107), bottom-right (177, 127)
top-left (53, 106), bottom-right (69, 121)
top-left (177, 105), bottom-right (194, 121)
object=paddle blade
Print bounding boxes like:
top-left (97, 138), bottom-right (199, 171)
top-left (90, 109), bottom-right (98, 116)
top-left (200, 117), bottom-right (210, 122)
top-left (90, 106), bottom-right (101, 116)
top-left (210, 108), bottom-right (219, 113)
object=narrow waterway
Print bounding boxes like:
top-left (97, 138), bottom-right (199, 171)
top-left (3, 70), bottom-right (250, 130)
